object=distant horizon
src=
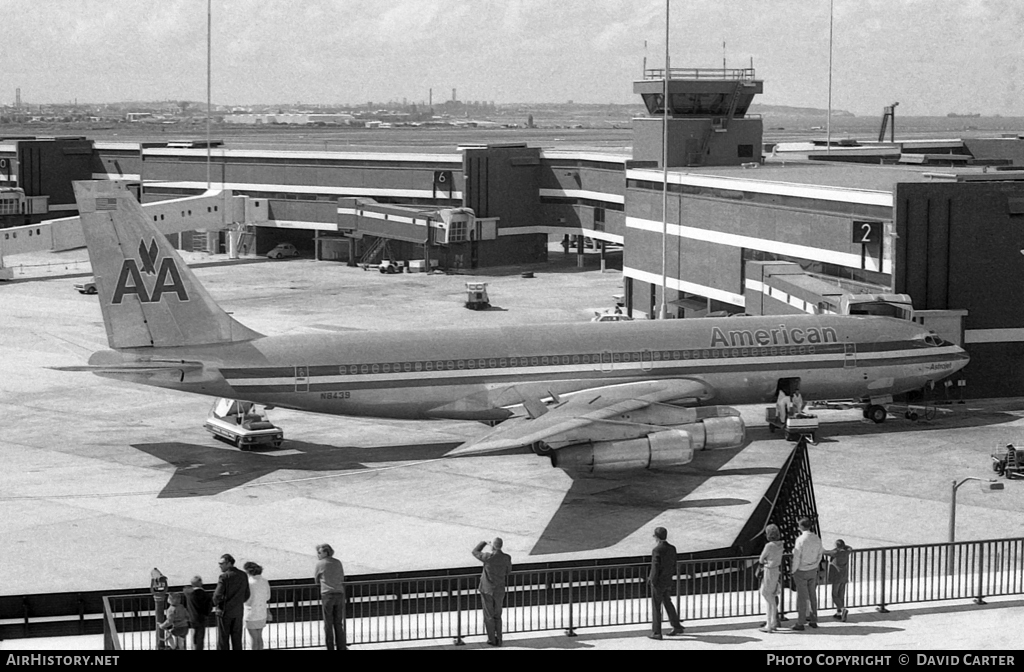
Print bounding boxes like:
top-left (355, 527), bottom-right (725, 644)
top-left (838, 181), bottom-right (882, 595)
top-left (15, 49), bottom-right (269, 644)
top-left (3, 1), bottom-right (1022, 117)
top-left (5, 98), bottom-right (1023, 122)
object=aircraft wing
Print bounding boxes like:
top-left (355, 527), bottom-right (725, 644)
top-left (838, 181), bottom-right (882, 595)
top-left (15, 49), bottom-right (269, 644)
top-left (448, 378), bottom-right (714, 457)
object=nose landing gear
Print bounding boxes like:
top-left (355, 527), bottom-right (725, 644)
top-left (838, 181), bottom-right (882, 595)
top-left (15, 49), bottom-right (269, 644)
top-left (863, 404), bottom-right (888, 424)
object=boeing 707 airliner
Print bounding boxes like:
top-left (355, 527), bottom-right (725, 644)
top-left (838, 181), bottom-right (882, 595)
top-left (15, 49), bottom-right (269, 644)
top-left (62, 181), bottom-right (970, 475)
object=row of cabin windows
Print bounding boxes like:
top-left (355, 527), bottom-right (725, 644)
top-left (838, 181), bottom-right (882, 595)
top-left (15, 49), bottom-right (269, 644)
top-left (335, 345), bottom-right (821, 375)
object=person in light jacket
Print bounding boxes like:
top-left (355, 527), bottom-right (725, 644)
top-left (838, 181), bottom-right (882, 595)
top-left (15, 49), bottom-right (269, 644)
top-left (790, 517), bottom-right (824, 631)
top-left (243, 561), bottom-right (271, 650)
top-left (758, 524), bottom-right (784, 633)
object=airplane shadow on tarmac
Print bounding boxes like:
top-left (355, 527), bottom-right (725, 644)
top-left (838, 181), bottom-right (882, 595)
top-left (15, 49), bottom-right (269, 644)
top-left (131, 438), bottom-right (777, 555)
top-left (132, 440), bottom-right (462, 499)
top-left (128, 408), bottom-right (1018, 552)
top-left (745, 406), bottom-right (1022, 446)
top-left (530, 446), bottom-right (778, 556)
top-left (814, 408), bottom-right (1020, 439)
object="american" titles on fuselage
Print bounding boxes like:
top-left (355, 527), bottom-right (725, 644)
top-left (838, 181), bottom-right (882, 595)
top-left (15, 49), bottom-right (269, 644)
top-left (710, 325), bottom-right (838, 348)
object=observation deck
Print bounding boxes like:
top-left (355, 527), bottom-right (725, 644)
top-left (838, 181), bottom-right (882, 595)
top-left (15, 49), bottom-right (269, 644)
top-left (631, 67), bottom-right (765, 167)
top-left (634, 67), bottom-right (763, 119)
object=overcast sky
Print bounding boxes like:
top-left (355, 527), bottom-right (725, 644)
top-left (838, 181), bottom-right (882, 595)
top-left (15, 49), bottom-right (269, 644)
top-left (2, 0), bottom-right (1021, 116)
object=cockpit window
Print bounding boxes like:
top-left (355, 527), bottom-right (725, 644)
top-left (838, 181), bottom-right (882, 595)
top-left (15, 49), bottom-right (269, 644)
top-left (921, 333), bottom-right (943, 347)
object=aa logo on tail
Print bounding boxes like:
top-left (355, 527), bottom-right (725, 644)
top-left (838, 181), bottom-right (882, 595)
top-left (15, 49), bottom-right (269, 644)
top-left (112, 239), bottom-right (190, 304)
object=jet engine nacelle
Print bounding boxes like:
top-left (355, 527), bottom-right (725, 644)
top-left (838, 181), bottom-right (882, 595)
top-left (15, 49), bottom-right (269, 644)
top-left (550, 415), bottom-right (746, 475)
top-left (552, 429), bottom-right (693, 474)
top-left (686, 415), bottom-right (746, 451)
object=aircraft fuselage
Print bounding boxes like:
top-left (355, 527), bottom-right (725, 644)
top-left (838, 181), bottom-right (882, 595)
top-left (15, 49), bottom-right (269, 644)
top-left (97, 313), bottom-right (969, 422)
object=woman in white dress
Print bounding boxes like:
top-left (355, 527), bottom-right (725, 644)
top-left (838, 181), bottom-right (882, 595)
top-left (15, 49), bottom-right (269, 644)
top-left (758, 524), bottom-right (784, 633)
top-left (243, 561), bottom-right (271, 650)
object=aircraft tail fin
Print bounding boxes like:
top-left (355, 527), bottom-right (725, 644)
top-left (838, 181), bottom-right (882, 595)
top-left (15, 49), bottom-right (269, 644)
top-left (73, 180), bottom-right (263, 349)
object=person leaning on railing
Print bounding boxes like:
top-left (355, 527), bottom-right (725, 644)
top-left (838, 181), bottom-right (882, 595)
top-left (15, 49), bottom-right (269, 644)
top-left (824, 540), bottom-right (853, 622)
top-left (315, 543), bottom-right (347, 651)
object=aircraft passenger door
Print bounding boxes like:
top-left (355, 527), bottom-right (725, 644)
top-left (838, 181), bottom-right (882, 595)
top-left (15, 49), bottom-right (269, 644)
top-left (843, 344), bottom-right (857, 368)
top-left (641, 349), bottom-right (653, 372)
top-left (295, 366), bottom-right (310, 393)
top-left (600, 351), bottom-right (614, 373)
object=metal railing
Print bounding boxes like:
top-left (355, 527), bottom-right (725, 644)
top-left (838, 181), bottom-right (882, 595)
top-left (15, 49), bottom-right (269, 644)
top-left (643, 67), bottom-right (756, 82)
top-left (103, 537), bottom-right (1024, 650)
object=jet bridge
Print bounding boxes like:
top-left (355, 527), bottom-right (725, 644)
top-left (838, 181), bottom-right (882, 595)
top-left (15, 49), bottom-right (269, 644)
top-left (0, 188), bottom-right (268, 280)
top-left (744, 261), bottom-right (914, 319)
top-left (744, 260), bottom-right (967, 346)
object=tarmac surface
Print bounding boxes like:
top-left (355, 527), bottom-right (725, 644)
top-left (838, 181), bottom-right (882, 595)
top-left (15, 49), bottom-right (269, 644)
top-left (3, 245), bottom-right (1024, 652)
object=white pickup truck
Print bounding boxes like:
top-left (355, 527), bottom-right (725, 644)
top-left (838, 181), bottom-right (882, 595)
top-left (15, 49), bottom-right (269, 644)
top-left (74, 280), bottom-right (97, 295)
top-left (204, 398), bottom-right (284, 450)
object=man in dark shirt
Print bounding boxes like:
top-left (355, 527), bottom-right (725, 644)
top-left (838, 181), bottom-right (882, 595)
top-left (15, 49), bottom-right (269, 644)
top-left (472, 537), bottom-right (512, 647)
top-left (183, 575), bottom-right (213, 651)
top-left (314, 543), bottom-right (347, 651)
top-left (212, 553), bottom-right (250, 650)
top-left (648, 527), bottom-right (684, 640)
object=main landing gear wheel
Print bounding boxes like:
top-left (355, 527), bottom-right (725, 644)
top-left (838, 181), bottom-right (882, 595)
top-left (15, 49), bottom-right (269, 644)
top-left (531, 441), bottom-right (552, 456)
top-left (865, 405), bottom-right (888, 424)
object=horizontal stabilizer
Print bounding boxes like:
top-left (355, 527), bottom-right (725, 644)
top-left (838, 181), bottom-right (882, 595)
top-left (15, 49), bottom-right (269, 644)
top-left (51, 361), bottom-right (205, 375)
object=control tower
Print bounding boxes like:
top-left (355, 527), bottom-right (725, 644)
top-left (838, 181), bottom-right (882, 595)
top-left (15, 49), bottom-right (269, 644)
top-left (633, 67), bottom-right (764, 167)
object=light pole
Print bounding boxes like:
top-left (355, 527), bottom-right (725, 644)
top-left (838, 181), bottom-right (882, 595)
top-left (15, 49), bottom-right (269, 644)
top-left (207, 0), bottom-right (212, 190)
top-left (826, 0), bottom-right (833, 155)
top-left (948, 476), bottom-right (1003, 576)
top-left (659, 0), bottom-right (670, 320)
top-left (950, 477), bottom-right (1003, 544)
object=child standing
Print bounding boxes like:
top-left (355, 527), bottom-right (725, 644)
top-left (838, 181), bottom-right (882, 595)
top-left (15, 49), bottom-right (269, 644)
top-left (160, 592), bottom-right (191, 650)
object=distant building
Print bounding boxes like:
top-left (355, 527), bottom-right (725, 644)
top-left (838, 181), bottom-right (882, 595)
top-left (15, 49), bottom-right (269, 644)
top-left (223, 113), bottom-right (357, 126)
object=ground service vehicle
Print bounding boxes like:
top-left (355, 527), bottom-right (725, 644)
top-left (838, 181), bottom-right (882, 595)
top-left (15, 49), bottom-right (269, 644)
top-left (465, 282), bottom-right (490, 310)
top-left (204, 398), bottom-right (283, 450)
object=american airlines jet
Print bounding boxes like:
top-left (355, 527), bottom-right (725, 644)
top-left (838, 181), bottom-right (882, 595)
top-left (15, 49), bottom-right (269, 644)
top-left (63, 181), bottom-right (969, 475)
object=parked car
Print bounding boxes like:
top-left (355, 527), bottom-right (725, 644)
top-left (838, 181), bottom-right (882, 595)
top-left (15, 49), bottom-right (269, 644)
top-left (267, 243), bottom-right (298, 259)
top-left (379, 260), bottom-right (405, 274)
top-left (74, 280), bottom-right (97, 295)
top-left (591, 312), bottom-right (633, 322)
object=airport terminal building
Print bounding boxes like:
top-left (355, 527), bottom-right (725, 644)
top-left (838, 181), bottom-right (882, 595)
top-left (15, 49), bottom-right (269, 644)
top-left (3, 67), bottom-right (1024, 397)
